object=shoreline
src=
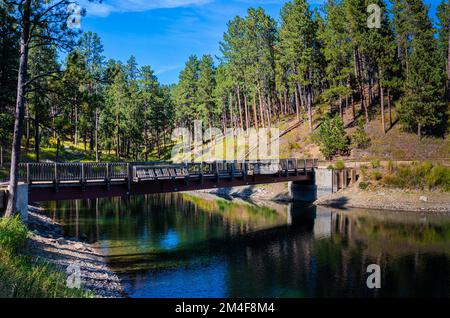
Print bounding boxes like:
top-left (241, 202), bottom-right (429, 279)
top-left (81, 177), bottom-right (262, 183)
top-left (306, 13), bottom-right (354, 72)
top-left (197, 183), bottom-right (450, 213)
top-left (314, 188), bottom-right (450, 213)
top-left (27, 207), bottom-right (125, 298)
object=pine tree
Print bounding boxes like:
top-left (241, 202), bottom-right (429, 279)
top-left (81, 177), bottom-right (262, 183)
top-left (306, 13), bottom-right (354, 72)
top-left (400, 26), bottom-right (446, 137)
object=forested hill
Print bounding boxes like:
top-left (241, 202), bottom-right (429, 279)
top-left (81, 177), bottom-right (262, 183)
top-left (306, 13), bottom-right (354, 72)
top-left (0, 0), bottom-right (449, 165)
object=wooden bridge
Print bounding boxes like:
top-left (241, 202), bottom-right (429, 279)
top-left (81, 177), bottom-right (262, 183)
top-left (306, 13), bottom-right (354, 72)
top-left (10, 159), bottom-right (318, 202)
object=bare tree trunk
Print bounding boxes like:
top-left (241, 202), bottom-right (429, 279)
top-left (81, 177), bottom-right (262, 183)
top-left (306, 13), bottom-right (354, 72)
top-left (307, 85), bottom-right (313, 132)
top-left (380, 80), bottom-right (386, 134)
top-left (294, 84), bottom-right (300, 121)
top-left (355, 48), bottom-right (369, 123)
top-left (236, 87), bottom-right (244, 129)
top-left (257, 84), bottom-right (265, 128)
top-left (95, 108), bottom-right (99, 162)
top-left (6, 0), bottom-right (31, 217)
top-left (252, 92), bottom-right (258, 128)
top-left (229, 93), bottom-right (234, 130)
top-left (144, 127), bottom-right (149, 161)
top-left (74, 104), bottom-right (78, 146)
top-left (34, 114), bottom-right (39, 162)
top-left (56, 137), bottom-right (60, 162)
top-left (387, 88), bottom-right (393, 128)
top-left (243, 92), bottom-right (249, 131)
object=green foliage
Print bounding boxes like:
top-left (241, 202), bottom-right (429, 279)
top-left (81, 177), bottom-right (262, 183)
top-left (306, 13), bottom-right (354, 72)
top-left (352, 119), bottom-right (371, 149)
top-left (313, 115), bottom-right (349, 159)
top-left (0, 217), bottom-right (92, 298)
top-left (382, 162), bottom-right (449, 191)
top-left (371, 170), bottom-right (383, 181)
top-left (398, 2), bottom-right (447, 136)
top-left (359, 182), bottom-right (370, 190)
top-left (371, 159), bottom-right (381, 169)
top-left (334, 160), bottom-right (345, 170)
top-left (0, 217), bottom-right (28, 253)
top-left (425, 165), bottom-right (450, 192)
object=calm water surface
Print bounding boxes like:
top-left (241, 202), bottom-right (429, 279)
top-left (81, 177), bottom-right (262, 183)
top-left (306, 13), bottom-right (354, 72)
top-left (42, 193), bottom-right (450, 298)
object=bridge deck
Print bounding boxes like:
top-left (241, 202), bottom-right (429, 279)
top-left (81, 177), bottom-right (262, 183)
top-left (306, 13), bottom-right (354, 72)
top-left (12, 159), bottom-right (317, 202)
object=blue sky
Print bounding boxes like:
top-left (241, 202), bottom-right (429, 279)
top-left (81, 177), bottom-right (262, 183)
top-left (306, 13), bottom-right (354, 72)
top-left (78, 0), bottom-right (443, 85)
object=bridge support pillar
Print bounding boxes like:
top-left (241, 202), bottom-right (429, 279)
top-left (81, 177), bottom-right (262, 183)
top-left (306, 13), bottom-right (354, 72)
top-left (289, 168), bottom-right (333, 202)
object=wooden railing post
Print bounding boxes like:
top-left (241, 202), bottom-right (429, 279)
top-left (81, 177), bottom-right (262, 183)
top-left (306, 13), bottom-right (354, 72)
top-left (215, 161), bottom-right (219, 182)
top-left (127, 163), bottom-right (131, 193)
top-left (26, 163), bottom-right (30, 184)
top-left (200, 162), bottom-right (204, 184)
top-left (81, 163), bottom-right (85, 190)
top-left (304, 159), bottom-right (307, 175)
top-left (54, 163), bottom-right (59, 192)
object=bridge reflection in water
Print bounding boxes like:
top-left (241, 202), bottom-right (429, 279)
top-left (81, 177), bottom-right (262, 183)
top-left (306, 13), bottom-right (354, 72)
top-left (43, 194), bottom-right (450, 298)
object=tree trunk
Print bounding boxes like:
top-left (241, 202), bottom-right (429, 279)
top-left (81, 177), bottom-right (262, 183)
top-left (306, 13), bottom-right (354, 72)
top-left (95, 108), bottom-right (99, 162)
top-left (417, 123), bottom-right (422, 139)
top-left (243, 92), bottom-right (249, 131)
top-left (355, 48), bottom-right (369, 123)
top-left (236, 87), bottom-right (244, 129)
top-left (307, 85), bottom-right (313, 132)
top-left (257, 84), bottom-right (265, 128)
top-left (229, 93), bottom-right (234, 130)
top-left (34, 114), bottom-right (39, 162)
top-left (74, 104), bottom-right (78, 146)
top-left (252, 92), bottom-right (258, 128)
top-left (56, 137), bottom-right (60, 162)
top-left (380, 80), bottom-right (386, 134)
top-left (387, 88), bottom-right (393, 128)
top-left (294, 84), bottom-right (300, 121)
top-left (6, 0), bottom-right (31, 217)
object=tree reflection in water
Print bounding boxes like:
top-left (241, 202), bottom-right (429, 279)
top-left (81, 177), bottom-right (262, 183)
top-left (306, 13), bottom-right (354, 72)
top-left (43, 194), bottom-right (450, 298)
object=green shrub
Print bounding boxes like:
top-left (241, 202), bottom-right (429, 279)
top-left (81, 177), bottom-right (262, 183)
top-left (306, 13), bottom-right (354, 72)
top-left (352, 119), bottom-right (371, 149)
top-left (359, 182), bottom-right (370, 190)
top-left (382, 162), bottom-right (450, 191)
top-left (371, 159), bottom-right (381, 169)
top-left (426, 165), bottom-right (450, 192)
top-left (386, 160), bottom-right (395, 174)
top-left (334, 160), bottom-right (346, 170)
top-left (313, 115), bottom-right (350, 160)
top-left (360, 165), bottom-right (368, 180)
top-left (371, 171), bottom-right (383, 181)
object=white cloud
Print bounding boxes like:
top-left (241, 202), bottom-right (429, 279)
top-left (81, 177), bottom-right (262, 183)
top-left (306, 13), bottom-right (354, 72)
top-left (79, 0), bottom-right (213, 17)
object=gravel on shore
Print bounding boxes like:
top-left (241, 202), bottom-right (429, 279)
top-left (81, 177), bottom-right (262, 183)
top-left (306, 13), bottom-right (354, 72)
top-left (314, 188), bottom-right (450, 212)
top-left (26, 207), bottom-right (124, 298)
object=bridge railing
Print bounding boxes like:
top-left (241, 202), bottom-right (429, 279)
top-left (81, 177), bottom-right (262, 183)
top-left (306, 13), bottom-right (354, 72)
top-left (16, 159), bottom-right (318, 185)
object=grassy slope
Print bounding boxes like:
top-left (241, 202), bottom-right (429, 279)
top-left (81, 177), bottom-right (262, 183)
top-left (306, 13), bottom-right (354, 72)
top-left (0, 217), bottom-right (92, 298)
top-left (278, 103), bottom-right (449, 162)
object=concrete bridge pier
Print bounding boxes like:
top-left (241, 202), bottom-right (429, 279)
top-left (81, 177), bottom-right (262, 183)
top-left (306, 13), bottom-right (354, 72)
top-left (289, 168), bottom-right (333, 202)
top-left (0, 183), bottom-right (28, 222)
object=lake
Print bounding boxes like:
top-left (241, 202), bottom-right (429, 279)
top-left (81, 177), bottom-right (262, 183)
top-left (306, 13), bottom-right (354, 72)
top-left (42, 193), bottom-right (450, 298)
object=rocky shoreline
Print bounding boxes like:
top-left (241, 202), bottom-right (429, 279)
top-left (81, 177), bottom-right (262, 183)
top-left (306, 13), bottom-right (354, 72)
top-left (198, 183), bottom-right (450, 213)
top-left (26, 206), bottom-right (125, 298)
top-left (314, 188), bottom-right (450, 212)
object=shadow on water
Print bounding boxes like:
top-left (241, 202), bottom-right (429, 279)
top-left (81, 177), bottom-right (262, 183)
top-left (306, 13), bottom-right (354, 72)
top-left (42, 194), bottom-right (450, 298)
